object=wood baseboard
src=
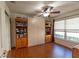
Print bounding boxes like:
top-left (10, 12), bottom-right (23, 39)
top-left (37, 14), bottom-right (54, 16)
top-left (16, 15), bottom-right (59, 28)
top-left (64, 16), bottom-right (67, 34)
top-left (11, 47), bottom-right (16, 49)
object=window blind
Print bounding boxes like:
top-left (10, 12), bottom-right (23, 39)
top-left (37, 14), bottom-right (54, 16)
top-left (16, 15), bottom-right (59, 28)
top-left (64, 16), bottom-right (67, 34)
top-left (66, 17), bottom-right (79, 42)
top-left (54, 17), bottom-right (79, 43)
top-left (54, 20), bottom-right (65, 39)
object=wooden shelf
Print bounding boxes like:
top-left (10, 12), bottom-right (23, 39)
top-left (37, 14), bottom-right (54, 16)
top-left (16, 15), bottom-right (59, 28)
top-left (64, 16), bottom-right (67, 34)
top-left (16, 26), bottom-right (27, 28)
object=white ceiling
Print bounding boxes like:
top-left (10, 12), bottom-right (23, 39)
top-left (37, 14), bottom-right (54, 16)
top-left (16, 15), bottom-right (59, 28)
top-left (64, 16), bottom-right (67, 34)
top-left (6, 1), bottom-right (79, 17)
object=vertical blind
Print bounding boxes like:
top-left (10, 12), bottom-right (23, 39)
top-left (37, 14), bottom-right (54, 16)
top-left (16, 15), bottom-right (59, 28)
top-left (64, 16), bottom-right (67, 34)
top-left (54, 17), bottom-right (79, 43)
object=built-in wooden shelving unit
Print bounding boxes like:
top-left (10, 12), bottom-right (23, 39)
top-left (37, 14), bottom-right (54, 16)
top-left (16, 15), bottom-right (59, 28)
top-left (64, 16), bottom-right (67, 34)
top-left (15, 18), bottom-right (28, 49)
top-left (45, 20), bottom-right (52, 43)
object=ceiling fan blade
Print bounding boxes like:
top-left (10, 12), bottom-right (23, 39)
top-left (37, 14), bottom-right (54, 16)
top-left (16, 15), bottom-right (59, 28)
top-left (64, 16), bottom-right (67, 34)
top-left (50, 7), bottom-right (53, 11)
top-left (35, 10), bottom-right (43, 13)
top-left (48, 14), bottom-right (50, 17)
top-left (43, 8), bottom-right (48, 12)
top-left (37, 13), bottom-right (43, 17)
top-left (50, 11), bottom-right (60, 14)
top-left (43, 6), bottom-right (53, 12)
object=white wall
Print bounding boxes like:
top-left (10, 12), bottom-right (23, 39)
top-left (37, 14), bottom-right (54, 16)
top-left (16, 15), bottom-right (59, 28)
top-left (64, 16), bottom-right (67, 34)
top-left (0, 1), bottom-right (11, 56)
top-left (28, 17), bottom-right (45, 47)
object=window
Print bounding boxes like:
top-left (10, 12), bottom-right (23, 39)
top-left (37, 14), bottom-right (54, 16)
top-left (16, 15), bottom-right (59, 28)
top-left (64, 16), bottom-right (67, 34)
top-left (66, 17), bottom-right (79, 42)
top-left (54, 17), bottom-right (79, 43)
top-left (54, 20), bottom-right (65, 39)
top-left (54, 32), bottom-right (65, 39)
top-left (66, 32), bottom-right (79, 42)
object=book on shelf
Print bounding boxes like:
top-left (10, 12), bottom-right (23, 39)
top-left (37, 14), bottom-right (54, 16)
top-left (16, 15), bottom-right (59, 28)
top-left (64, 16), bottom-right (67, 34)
top-left (16, 29), bottom-right (20, 34)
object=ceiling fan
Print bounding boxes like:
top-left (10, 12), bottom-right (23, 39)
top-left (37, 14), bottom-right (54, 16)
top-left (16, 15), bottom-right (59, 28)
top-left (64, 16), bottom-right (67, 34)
top-left (36, 6), bottom-right (60, 17)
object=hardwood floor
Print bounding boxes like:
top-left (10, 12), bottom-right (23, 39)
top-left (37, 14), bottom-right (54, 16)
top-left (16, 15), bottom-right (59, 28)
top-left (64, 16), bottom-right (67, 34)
top-left (7, 43), bottom-right (72, 58)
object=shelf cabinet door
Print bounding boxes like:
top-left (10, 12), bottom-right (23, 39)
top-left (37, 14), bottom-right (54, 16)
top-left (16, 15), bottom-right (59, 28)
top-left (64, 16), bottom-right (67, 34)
top-left (45, 35), bottom-right (52, 43)
top-left (21, 38), bottom-right (27, 48)
top-left (16, 38), bottom-right (21, 49)
top-left (16, 38), bottom-right (28, 49)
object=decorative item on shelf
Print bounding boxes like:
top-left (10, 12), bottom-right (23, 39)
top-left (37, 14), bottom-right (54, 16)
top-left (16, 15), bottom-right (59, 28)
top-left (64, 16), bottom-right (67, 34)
top-left (24, 23), bottom-right (27, 26)
top-left (20, 34), bottom-right (24, 38)
top-left (45, 21), bottom-right (51, 27)
top-left (20, 29), bottom-right (24, 34)
top-left (24, 33), bottom-right (26, 37)
top-left (16, 34), bottom-right (19, 39)
top-left (24, 29), bottom-right (26, 33)
top-left (16, 28), bottom-right (19, 33)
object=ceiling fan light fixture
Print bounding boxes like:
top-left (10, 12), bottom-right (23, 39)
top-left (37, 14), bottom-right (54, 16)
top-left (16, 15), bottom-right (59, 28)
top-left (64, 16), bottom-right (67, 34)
top-left (43, 12), bottom-right (49, 17)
